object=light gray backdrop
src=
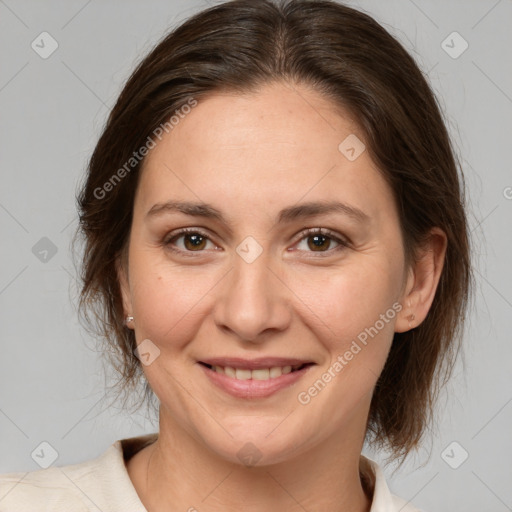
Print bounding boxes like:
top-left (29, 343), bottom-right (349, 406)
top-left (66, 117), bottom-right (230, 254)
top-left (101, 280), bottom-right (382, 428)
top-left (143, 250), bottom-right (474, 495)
top-left (1, 1), bottom-right (511, 511)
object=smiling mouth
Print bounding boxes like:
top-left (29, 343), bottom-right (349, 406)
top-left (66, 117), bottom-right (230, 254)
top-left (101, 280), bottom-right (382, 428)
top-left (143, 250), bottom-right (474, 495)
top-left (199, 362), bottom-right (313, 381)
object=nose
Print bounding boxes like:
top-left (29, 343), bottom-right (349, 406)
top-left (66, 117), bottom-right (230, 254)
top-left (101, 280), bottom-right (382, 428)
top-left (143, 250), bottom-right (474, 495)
top-left (213, 249), bottom-right (292, 343)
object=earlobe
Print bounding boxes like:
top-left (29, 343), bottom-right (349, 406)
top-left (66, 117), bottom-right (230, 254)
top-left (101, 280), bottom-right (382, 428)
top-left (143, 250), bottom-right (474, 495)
top-left (395, 290), bottom-right (421, 333)
top-left (395, 228), bottom-right (447, 333)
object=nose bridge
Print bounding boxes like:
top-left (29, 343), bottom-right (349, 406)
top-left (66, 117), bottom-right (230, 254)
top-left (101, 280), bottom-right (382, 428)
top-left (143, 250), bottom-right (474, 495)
top-left (214, 242), bottom-right (290, 341)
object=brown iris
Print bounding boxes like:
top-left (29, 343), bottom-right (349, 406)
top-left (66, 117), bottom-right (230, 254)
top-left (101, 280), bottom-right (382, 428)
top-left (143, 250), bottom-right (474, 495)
top-left (307, 234), bottom-right (331, 251)
top-left (183, 233), bottom-right (207, 251)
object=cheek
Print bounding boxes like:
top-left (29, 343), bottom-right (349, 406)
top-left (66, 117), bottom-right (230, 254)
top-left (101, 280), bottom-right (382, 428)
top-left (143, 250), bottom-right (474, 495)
top-left (295, 261), bottom-right (399, 337)
top-left (128, 253), bottom-right (215, 347)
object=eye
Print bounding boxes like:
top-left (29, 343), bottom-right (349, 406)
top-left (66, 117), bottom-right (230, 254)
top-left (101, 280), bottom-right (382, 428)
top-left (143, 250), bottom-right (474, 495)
top-left (293, 227), bottom-right (349, 255)
top-left (163, 227), bottom-right (349, 257)
top-left (164, 228), bottom-right (218, 255)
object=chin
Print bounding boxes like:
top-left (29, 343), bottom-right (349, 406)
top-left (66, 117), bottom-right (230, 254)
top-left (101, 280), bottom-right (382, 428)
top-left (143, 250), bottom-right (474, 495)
top-left (198, 416), bottom-right (316, 468)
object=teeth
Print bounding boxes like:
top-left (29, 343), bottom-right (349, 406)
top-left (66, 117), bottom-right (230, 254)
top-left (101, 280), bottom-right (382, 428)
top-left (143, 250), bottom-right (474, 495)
top-left (269, 366), bottom-right (283, 378)
top-left (252, 368), bottom-right (270, 380)
top-left (235, 368), bottom-right (252, 380)
top-left (224, 366), bottom-right (236, 378)
top-left (210, 364), bottom-right (304, 380)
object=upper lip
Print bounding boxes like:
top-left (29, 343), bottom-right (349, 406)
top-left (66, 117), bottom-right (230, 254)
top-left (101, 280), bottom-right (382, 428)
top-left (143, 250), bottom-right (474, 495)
top-left (199, 357), bottom-right (314, 370)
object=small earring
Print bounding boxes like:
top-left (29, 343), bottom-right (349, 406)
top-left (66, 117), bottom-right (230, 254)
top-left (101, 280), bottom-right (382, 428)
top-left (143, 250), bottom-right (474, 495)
top-left (408, 313), bottom-right (415, 321)
top-left (125, 316), bottom-right (134, 325)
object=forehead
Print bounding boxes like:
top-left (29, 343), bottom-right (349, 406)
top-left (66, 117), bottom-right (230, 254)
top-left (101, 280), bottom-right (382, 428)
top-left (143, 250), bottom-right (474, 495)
top-left (135, 82), bottom-right (395, 224)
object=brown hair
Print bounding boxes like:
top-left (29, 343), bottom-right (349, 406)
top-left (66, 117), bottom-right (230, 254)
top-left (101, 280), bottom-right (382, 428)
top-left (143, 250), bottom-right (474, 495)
top-left (74, 0), bottom-right (472, 466)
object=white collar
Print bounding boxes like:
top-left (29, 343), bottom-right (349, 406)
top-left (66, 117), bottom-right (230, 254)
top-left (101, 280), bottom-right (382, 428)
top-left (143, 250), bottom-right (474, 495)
top-left (359, 453), bottom-right (421, 511)
top-left (0, 433), bottom-right (421, 511)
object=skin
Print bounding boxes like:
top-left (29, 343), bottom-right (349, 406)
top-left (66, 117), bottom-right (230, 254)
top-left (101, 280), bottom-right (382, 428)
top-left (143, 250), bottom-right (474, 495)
top-left (118, 81), bottom-right (447, 512)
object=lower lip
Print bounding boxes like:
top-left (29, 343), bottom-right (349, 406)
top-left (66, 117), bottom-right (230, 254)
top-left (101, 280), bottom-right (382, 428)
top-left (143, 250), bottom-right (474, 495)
top-left (198, 363), bottom-right (314, 399)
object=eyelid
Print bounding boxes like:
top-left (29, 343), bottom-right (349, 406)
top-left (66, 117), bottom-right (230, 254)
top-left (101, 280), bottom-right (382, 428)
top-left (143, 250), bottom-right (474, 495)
top-left (165, 226), bottom-right (212, 241)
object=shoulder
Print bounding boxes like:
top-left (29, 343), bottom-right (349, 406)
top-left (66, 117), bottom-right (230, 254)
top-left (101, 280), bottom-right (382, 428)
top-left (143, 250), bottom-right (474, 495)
top-left (0, 435), bottom-right (156, 512)
top-left (0, 465), bottom-right (90, 512)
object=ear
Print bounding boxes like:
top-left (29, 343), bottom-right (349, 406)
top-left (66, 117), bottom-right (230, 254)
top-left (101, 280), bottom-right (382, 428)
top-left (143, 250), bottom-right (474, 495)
top-left (395, 228), bottom-right (447, 333)
top-left (116, 252), bottom-right (133, 328)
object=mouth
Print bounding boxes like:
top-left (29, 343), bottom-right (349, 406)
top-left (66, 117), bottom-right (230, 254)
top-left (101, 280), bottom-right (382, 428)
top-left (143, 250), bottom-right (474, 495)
top-left (198, 361), bottom-right (313, 381)
top-left (197, 358), bottom-right (315, 399)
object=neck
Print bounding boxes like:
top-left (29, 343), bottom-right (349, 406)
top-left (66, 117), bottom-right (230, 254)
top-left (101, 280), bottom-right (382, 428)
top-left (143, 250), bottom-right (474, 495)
top-left (128, 409), bottom-right (373, 512)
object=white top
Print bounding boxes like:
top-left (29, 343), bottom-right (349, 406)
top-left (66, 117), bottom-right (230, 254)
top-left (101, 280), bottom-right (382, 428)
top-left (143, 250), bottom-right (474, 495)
top-left (0, 433), bottom-right (422, 511)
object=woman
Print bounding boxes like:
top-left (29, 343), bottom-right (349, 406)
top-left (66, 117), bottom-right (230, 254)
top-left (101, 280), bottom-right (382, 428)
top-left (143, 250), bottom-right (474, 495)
top-left (0, 0), bottom-right (471, 510)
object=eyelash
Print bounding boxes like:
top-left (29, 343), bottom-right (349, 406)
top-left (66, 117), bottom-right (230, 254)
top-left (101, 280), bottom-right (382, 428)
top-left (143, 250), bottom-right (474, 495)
top-left (163, 227), bottom-right (349, 257)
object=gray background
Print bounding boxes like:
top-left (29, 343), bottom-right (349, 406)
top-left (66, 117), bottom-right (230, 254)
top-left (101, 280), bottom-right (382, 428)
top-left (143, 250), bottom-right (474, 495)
top-left (1, 1), bottom-right (511, 511)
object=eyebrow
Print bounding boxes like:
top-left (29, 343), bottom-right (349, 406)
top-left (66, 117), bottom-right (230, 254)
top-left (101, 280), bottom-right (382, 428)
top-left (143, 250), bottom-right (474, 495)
top-left (146, 200), bottom-right (370, 227)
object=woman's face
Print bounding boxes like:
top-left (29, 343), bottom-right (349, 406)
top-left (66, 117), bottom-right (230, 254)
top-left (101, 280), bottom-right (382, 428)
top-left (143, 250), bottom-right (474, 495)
top-left (119, 81), bottom-right (412, 464)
